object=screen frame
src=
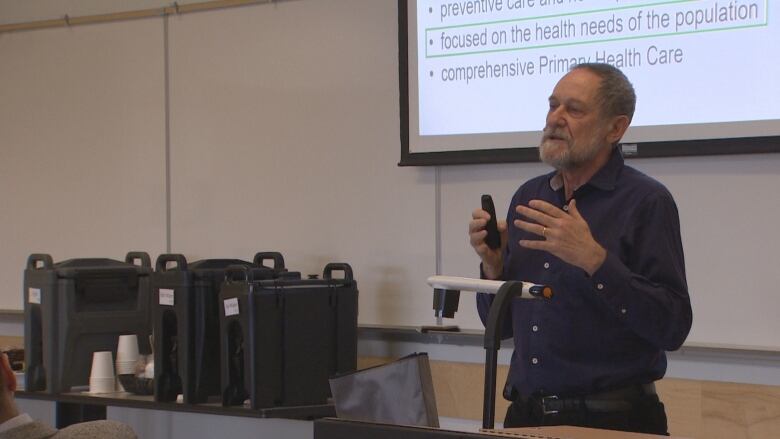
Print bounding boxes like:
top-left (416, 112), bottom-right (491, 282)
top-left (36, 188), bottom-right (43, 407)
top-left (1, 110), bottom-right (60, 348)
top-left (397, 0), bottom-right (780, 167)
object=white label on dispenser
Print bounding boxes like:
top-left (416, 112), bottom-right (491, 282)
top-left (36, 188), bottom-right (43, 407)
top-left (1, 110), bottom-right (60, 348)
top-left (159, 289), bottom-right (175, 306)
top-left (224, 298), bottom-right (239, 317)
top-left (28, 288), bottom-right (41, 304)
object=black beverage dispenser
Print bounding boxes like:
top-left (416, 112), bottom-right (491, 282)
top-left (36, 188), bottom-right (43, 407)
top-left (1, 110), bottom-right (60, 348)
top-left (219, 262), bottom-right (358, 409)
top-left (24, 252), bottom-right (152, 394)
top-left (152, 252), bottom-right (287, 404)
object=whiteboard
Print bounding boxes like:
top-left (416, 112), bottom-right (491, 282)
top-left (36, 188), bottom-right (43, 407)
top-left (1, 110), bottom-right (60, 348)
top-left (1, 0), bottom-right (779, 350)
top-left (0, 18), bottom-right (168, 310)
top-left (165, 0), bottom-right (437, 328)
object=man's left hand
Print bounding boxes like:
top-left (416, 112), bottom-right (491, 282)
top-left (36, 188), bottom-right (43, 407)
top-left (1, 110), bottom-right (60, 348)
top-left (514, 199), bottom-right (606, 276)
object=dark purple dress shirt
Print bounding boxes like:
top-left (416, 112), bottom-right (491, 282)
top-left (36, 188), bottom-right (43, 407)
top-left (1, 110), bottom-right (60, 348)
top-left (477, 148), bottom-right (692, 399)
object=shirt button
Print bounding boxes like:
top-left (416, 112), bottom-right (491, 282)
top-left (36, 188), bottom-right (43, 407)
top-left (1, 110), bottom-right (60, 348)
top-left (532, 325), bottom-right (539, 332)
top-left (531, 357), bottom-right (539, 365)
top-left (543, 262), bottom-right (550, 269)
top-left (563, 204), bottom-right (569, 211)
top-left (596, 283), bottom-right (604, 291)
top-left (621, 308), bottom-right (627, 314)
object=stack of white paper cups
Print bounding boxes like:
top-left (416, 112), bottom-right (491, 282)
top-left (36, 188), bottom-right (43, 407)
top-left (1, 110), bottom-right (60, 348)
top-left (116, 334), bottom-right (140, 375)
top-left (89, 351), bottom-right (116, 394)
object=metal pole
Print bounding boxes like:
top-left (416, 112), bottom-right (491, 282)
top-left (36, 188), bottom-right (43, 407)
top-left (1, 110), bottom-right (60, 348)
top-left (482, 281), bottom-right (523, 430)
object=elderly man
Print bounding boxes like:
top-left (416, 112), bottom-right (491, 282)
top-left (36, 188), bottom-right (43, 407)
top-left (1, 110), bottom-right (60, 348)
top-left (469, 63), bottom-right (692, 435)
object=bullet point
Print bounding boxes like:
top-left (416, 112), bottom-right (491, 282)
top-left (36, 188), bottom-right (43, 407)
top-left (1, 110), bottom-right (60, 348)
top-left (430, 71), bottom-right (434, 77)
top-left (429, 39), bottom-right (433, 45)
top-left (429, 7), bottom-right (433, 13)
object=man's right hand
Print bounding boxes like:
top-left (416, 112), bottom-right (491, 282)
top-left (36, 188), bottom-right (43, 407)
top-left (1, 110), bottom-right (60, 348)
top-left (469, 208), bottom-right (508, 280)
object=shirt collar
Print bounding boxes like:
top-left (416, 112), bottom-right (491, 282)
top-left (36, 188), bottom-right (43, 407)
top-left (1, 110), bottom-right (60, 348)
top-left (548, 146), bottom-right (624, 192)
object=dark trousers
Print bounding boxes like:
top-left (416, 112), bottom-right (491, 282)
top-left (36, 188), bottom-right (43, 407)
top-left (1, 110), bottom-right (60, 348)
top-left (503, 393), bottom-right (669, 436)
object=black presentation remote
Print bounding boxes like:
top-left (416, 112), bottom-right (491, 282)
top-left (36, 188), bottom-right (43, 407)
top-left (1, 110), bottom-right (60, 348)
top-left (481, 194), bottom-right (501, 250)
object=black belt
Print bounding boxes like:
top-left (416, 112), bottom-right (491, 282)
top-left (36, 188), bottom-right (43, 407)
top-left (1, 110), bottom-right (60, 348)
top-left (517, 383), bottom-right (656, 415)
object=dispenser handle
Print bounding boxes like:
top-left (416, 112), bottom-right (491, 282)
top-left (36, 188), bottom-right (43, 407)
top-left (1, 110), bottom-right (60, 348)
top-left (253, 252), bottom-right (285, 271)
top-left (26, 254), bottom-right (53, 270)
top-left (155, 254), bottom-right (187, 272)
top-left (126, 251), bottom-right (151, 268)
top-left (323, 263), bottom-right (353, 281)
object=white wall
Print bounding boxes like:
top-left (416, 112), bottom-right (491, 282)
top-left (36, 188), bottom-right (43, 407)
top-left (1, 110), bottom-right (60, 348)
top-left (164, 1), bottom-right (437, 328)
top-left (0, 17), bottom-right (168, 309)
top-left (1, 0), bottom-right (779, 350)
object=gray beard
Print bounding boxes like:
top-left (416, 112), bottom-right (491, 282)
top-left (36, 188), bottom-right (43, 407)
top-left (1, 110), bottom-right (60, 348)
top-left (539, 136), bottom-right (604, 171)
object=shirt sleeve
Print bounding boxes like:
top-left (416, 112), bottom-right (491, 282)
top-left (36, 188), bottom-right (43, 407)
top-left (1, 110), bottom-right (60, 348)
top-left (588, 189), bottom-right (692, 351)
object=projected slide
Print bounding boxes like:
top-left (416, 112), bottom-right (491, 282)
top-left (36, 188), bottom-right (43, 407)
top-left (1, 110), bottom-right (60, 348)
top-left (404, 0), bottom-right (780, 160)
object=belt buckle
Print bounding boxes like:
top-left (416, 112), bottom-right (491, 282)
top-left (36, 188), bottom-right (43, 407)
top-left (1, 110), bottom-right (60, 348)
top-left (540, 395), bottom-right (559, 415)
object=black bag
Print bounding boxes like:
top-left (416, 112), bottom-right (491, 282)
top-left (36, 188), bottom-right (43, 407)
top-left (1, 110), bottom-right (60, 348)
top-left (329, 353), bottom-right (439, 427)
